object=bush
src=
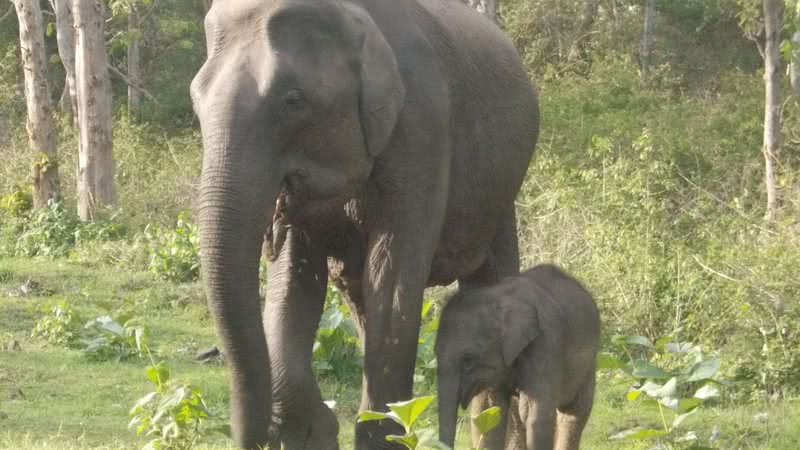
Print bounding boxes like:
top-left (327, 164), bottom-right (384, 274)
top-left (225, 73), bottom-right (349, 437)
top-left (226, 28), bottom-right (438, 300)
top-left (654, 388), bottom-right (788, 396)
top-left (81, 314), bottom-right (148, 362)
top-left (600, 334), bottom-right (723, 446)
top-left (31, 301), bottom-right (82, 347)
top-left (313, 285), bottom-right (362, 378)
top-left (147, 213), bottom-right (201, 283)
top-left (129, 361), bottom-right (213, 450)
top-left (15, 200), bottom-right (79, 257)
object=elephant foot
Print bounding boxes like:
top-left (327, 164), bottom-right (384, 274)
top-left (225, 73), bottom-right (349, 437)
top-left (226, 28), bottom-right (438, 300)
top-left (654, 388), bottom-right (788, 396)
top-left (355, 419), bottom-right (406, 450)
top-left (276, 403), bottom-right (339, 450)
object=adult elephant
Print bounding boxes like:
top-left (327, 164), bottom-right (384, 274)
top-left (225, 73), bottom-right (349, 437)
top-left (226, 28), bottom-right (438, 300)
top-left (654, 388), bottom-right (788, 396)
top-left (190, 0), bottom-right (539, 449)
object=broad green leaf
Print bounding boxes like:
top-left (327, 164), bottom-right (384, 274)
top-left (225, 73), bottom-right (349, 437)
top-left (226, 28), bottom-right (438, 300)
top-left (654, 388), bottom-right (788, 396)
top-left (609, 427), bottom-right (667, 440)
top-left (597, 352), bottom-right (625, 370)
top-left (631, 362), bottom-right (670, 379)
top-left (649, 377), bottom-right (677, 399)
top-left (471, 406), bottom-right (502, 435)
top-left (659, 396), bottom-right (679, 410)
top-left (386, 433), bottom-right (418, 448)
top-left (672, 408), bottom-right (697, 429)
top-left (677, 398), bottom-right (702, 413)
top-left (687, 358), bottom-right (720, 382)
top-left (387, 395), bottom-right (435, 429)
top-left (358, 411), bottom-right (390, 423)
top-left (146, 364), bottom-right (170, 387)
top-left (621, 335), bottom-right (655, 348)
top-left (694, 383), bottom-right (720, 400)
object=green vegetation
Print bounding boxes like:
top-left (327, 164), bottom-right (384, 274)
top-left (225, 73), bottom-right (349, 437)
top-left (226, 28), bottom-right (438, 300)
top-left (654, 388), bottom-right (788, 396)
top-left (2, 0), bottom-right (799, 448)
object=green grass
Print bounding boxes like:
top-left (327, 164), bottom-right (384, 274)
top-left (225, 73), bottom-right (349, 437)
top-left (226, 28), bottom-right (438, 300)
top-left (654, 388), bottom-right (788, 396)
top-left (0, 257), bottom-right (797, 450)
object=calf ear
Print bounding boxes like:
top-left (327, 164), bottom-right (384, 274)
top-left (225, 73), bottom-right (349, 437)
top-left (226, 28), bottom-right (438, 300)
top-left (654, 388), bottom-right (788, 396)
top-left (500, 297), bottom-right (540, 367)
top-left (354, 10), bottom-right (405, 158)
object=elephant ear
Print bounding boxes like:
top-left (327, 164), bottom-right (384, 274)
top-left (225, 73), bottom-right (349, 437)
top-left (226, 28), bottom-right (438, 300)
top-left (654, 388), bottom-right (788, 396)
top-left (355, 12), bottom-right (405, 158)
top-left (500, 294), bottom-right (540, 367)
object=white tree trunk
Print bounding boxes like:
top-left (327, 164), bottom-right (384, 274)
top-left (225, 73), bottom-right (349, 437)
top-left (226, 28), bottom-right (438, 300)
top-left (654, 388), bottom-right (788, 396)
top-left (639, 0), bottom-right (657, 79)
top-left (74, 0), bottom-right (116, 220)
top-left (54, 0), bottom-right (78, 127)
top-left (761, 0), bottom-right (782, 222)
top-left (127, 2), bottom-right (141, 116)
top-left (14, 0), bottom-right (60, 208)
top-left (568, 0), bottom-right (600, 67)
top-left (464, 0), bottom-right (497, 23)
top-left (790, 32), bottom-right (800, 98)
top-left (52, 0), bottom-right (78, 128)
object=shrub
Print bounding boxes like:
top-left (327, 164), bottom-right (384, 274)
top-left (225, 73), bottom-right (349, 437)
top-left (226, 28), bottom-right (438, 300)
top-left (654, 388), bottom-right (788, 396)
top-left (15, 200), bottom-right (79, 257)
top-left (147, 213), bottom-right (201, 283)
top-left (81, 314), bottom-right (148, 362)
top-left (600, 333), bottom-right (723, 446)
top-left (32, 301), bottom-right (82, 347)
top-left (0, 185), bottom-right (32, 216)
top-left (129, 361), bottom-right (212, 450)
top-left (313, 285), bottom-right (362, 378)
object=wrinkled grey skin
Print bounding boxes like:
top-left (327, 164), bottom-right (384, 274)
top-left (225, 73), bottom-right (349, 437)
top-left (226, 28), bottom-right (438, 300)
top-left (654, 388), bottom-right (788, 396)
top-left (190, 0), bottom-right (538, 448)
top-left (435, 265), bottom-right (600, 450)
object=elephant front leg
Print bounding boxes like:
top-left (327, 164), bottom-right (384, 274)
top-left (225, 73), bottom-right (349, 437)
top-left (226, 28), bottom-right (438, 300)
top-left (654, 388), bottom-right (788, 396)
top-left (264, 227), bottom-right (338, 450)
top-left (355, 210), bottom-right (445, 450)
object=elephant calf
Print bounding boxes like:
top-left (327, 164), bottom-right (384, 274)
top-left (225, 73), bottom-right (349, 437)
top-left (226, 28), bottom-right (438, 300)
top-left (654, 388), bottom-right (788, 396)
top-left (435, 264), bottom-right (600, 450)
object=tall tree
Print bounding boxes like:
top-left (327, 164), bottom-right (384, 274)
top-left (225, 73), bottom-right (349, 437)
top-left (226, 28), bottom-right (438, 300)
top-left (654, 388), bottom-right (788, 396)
top-left (51, 0), bottom-right (78, 129)
top-left (74, 0), bottom-right (116, 220)
top-left (464, 0), bottom-right (497, 23)
top-left (127, 1), bottom-right (141, 116)
top-left (14, 0), bottom-right (60, 208)
top-left (761, 0), bottom-right (783, 222)
top-left (639, 0), bottom-right (657, 79)
top-left (568, 0), bottom-right (601, 71)
top-left (791, 31), bottom-right (800, 98)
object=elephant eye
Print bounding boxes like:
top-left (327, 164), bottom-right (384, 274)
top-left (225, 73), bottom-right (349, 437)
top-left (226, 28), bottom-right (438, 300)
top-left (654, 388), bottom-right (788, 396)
top-left (462, 354), bottom-right (478, 371)
top-left (282, 89), bottom-right (307, 108)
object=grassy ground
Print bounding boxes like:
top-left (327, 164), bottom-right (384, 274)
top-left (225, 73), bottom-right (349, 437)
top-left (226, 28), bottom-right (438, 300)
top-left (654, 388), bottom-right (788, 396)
top-left (0, 257), bottom-right (797, 450)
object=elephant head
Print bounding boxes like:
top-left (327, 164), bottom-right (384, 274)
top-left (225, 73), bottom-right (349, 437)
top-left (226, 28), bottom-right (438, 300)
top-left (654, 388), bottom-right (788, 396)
top-left (435, 283), bottom-right (540, 448)
top-left (190, 0), bottom-right (404, 446)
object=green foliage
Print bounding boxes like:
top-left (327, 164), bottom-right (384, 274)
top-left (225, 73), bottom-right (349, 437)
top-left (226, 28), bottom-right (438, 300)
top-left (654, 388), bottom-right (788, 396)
top-left (0, 185), bottom-right (32, 216)
top-left (81, 314), bottom-right (148, 362)
top-left (129, 359), bottom-right (212, 450)
top-left (359, 396), bottom-right (450, 450)
top-left (16, 200), bottom-right (79, 257)
top-left (31, 301), bottom-right (82, 347)
top-left (415, 298), bottom-right (440, 385)
top-left (147, 213), bottom-right (200, 283)
top-left (600, 334), bottom-right (723, 447)
top-left (359, 397), bottom-right (502, 450)
top-left (313, 285), bottom-right (362, 377)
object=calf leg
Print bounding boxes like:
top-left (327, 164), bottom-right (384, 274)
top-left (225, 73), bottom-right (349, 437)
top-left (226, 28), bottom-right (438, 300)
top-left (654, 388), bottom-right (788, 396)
top-left (554, 370), bottom-right (596, 450)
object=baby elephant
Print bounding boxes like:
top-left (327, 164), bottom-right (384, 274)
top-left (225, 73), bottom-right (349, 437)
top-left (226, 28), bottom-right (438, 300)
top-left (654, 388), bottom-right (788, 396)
top-left (435, 264), bottom-right (600, 450)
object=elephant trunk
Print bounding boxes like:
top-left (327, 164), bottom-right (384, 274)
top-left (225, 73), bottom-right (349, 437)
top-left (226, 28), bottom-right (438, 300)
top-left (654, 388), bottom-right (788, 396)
top-left (198, 135), bottom-right (280, 449)
top-left (438, 370), bottom-right (460, 449)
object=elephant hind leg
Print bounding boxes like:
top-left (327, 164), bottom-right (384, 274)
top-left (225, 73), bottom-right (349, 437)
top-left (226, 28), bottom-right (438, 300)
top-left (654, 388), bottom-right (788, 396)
top-left (554, 370), bottom-right (596, 450)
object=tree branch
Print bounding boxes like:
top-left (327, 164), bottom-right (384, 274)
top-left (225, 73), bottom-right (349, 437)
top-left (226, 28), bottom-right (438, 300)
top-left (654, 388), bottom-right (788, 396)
top-left (0, 4), bottom-right (14, 24)
top-left (106, 63), bottom-right (161, 105)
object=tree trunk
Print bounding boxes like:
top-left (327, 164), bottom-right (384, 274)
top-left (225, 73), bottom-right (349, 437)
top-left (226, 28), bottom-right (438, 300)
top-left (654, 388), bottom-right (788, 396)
top-left (639, 0), bottom-right (657, 79)
top-left (127, 2), bottom-right (141, 117)
top-left (14, 0), bottom-right (60, 209)
top-left (568, 0), bottom-right (600, 70)
top-left (74, 0), bottom-right (116, 221)
top-left (761, 0), bottom-right (782, 222)
top-left (464, 0), bottom-right (498, 23)
top-left (53, 0), bottom-right (78, 129)
top-left (790, 31), bottom-right (800, 99)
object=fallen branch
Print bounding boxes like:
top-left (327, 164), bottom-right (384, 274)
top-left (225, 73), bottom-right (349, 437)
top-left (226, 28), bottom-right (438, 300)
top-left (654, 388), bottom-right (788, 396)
top-left (106, 63), bottom-right (161, 105)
